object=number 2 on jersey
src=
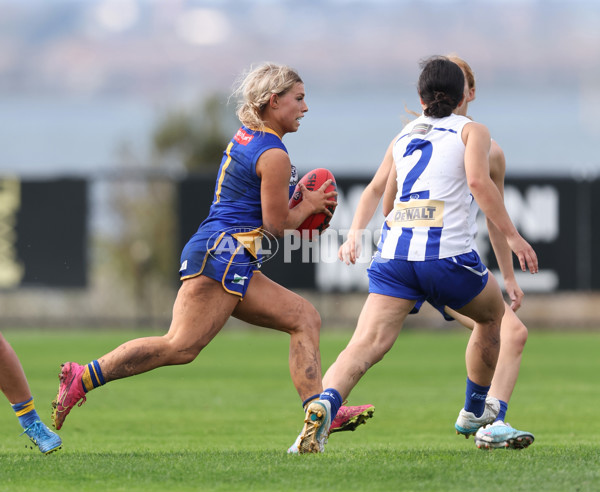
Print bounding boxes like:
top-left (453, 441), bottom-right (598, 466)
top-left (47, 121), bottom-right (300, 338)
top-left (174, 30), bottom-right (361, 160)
top-left (400, 138), bottom-right (432, 201)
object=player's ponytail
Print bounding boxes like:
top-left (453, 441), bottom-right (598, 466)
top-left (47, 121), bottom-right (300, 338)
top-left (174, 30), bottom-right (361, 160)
top-left (418, 56), bottom-right (464, 118)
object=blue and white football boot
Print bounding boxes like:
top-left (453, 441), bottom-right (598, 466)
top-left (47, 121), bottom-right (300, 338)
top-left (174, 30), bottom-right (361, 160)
top-left (475, 421), bottom-right (535, 450)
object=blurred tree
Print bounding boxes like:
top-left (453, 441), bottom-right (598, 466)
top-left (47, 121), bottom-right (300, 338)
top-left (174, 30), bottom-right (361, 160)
top-left (152, 94), bottom-right (235, 172)
top-left (97, 93), bottom-right (237, 324)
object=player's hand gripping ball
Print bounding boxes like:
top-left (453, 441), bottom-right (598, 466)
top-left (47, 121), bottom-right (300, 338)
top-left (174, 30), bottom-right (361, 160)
top-left (289, 168), bottom-right (337, 234)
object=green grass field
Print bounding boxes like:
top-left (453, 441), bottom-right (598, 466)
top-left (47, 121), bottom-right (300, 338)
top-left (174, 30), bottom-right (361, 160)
top-left (1, 327), bottom-right (599, 491)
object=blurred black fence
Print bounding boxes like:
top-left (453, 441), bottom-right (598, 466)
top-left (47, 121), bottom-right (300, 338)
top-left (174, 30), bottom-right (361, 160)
top-left (180, 175), bottom-right (593, 292)
top-left (0, 173), bottom-right (599, 327)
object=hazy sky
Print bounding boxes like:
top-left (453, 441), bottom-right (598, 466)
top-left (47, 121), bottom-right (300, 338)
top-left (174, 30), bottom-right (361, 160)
top-left (1, 0), bottom-right (598, 177)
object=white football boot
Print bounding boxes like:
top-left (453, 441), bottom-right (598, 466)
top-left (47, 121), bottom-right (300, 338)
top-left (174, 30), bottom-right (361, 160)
top-left (455, 396), bottom-right (500, 438)
top-left (296, 400), bottom-right (331, 454)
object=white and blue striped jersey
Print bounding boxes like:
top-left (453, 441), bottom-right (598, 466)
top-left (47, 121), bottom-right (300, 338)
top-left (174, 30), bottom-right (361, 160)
top-left (379, 113), bottom-right (476, 261)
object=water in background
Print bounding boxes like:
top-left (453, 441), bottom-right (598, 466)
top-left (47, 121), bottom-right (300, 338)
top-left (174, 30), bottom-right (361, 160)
top-left (1, 84), bottom-right (598, 179)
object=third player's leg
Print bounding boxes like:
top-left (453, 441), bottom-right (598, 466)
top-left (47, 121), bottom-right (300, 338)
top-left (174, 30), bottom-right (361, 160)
top-left (446, 300), bottom-right (528, 402)
top-left (489, 303), bottom-right (528, 402)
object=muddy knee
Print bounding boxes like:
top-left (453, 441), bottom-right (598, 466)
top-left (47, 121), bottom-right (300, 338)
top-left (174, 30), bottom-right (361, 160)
top-left (281, 296), bottom-right (321, 335)
top-left (297, 302), bottom-right (321, 337)
top-left (165, 338), bottom-right (206, 365)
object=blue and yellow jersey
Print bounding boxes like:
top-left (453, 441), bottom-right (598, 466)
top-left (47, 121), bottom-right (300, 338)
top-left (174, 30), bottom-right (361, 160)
top-left (197, 126), bottom-right (295, 258)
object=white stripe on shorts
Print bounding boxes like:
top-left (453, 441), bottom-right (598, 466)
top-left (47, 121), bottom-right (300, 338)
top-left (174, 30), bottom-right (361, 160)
top-left (451, 256), bottom-right (489, 277)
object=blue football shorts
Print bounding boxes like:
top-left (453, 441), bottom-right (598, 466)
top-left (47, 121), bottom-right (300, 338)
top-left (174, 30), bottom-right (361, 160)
top-left (411, 299), bottom-right (455, 321)
top-left (367, 250), bottom-right (489, 311)
top-left (179, 230), bottom-right (260, 298)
